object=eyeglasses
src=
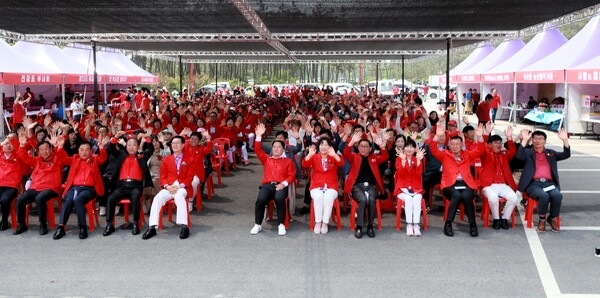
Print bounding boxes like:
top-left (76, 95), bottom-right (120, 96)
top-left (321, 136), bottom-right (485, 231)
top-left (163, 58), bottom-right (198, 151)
top-left (358, 145), bottom-right (371, 148)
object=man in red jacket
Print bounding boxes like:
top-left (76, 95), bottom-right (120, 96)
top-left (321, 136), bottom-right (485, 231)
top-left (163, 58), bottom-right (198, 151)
top-left (430, 120), bottom-right (485, 237)
top-left (53, 140), bottom-right (108, 240)
top-left (0, 136), bottom-right (26, 231)
top-left (251, 123), bottom-right (296, 236)
top-left (14, 136), bottom-right (70, 235)
top-left (480, 127), bottom-right (518, 230)
top-left (143, 135), bottom-right (193, 240)
top-left (343, 131), bottom-right (388, 239)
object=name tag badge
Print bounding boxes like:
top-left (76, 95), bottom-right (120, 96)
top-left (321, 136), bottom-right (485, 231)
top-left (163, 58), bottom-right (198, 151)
top-left (210, 127), bottom-right (215, 133)
top-left (454, 186), bottom-right (467, 190)
top-left (543, 185), bottom-right (556, 192)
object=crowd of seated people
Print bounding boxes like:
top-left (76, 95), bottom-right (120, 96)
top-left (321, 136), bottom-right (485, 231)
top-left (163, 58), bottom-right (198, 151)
top-left (0, 85), bottom-right (570, 239)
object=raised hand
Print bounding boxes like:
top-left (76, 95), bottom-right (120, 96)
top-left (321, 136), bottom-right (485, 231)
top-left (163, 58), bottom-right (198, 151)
top-left (200, 129), bottom-right (211, 140)
top-left (462, 115), bottom-right (470, 125)
top-left (396, 147), bottom-right (406, 160)
top-left (373, 133), bottom-right (384, 147)
top-left (504, 125), bottom-right (513, 139)
top-left (255, 123), bottom-right (266, 137)
top-left (416, 148), bottom-right (426, 160)
top-left (410, 131), bottom-right (419, 141)
top-left (307, 144), bottom-right (317, 156)
top-left (327, 146), bottom-right (337, 157)
top-left (475, 123), bottom-right (485, 138)
top-left (349, 131), bottom-right (363, 145)
top-left (557, 128), bottom-right (569, 141)
top-left (485, 121), bottom-right (494, 134)
top-left (18, 131), bottom-right (28, 146)
top-left (519, 128), bottom-right (532, 143)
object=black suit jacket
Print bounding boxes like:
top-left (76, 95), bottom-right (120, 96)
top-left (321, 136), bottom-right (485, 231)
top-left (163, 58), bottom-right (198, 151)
top-left (107, 140), bottom-right (155, 190)
top-left (516, 145), bottom-right (570, 192)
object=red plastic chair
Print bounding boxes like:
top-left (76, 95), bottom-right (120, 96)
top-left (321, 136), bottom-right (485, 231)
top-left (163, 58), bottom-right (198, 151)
top-left (211, 156), bottom-right (224, 187)
top-left (349, 197), bottom-right (382, 231)
top-left (481, 195), bottom-right (516, 228)
top-left (213, 137), bottom-right (238, 171)
top-left (111, 198), bottom-right (144, 228)
top-left (266, 197), bottom-right (290, 229)
top-left (206, 173), bottom-right (214, 200)
top-left (213, 142), bottom-right (231, 177)
top-left (85, 198), bottom-right (100, 231)
top-left (158, 198), bottom-right (192, 230)
top-left (309, 198), bottom-right (342, 231)
top-left (443, 197), bottom-right (466, 222)
top-left (396, 196), bottom-right (428, 231)
top-left (523, 193), bottom-right (561, 229)
top-left (25, 195), bottom-right (62, 229)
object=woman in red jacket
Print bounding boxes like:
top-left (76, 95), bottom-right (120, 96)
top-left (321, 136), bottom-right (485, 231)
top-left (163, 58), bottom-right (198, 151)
top-left (302, 138), bottom-right (344, 234)
top-left (393, 139), bottom-right (426, 236)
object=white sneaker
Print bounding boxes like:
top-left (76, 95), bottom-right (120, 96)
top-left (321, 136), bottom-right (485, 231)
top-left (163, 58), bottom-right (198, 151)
top-left (250, 224), bottom-right (262, 235)
top-left (278, 224), bottom-right (286, 236)
top-left (406, 224), bottom-right (414, 236)
top-left (314, 222), bottom-right (321, 234)
top-left (413, 224), bottom-right (421, 237)
top-left (321, 222), bottom-right (328, 234)
top-left (99, 206), bottom-right (106, 216)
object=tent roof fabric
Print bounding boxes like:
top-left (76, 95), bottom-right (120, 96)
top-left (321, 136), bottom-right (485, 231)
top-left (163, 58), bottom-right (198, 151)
top-left (0, 0), bottom-right (598, 62)
top-left (0, 39), bottom-right (63, 84)
top-left (483, 27), bottom-right (568, 80)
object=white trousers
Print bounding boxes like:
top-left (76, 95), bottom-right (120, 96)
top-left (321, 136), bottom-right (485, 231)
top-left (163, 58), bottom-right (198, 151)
top-left (310, 188), bottom-right (338, 224)
top-left (149, 188), bottom-right (188, 226)
top-left (247, 133), bottom-right (255, 149)
top-left (482, 183), bottom-right (518, 220)
top-left (191, 175), bottom-right (200, 200)
top-left (398, 193), bottom-right (422, 224)
top-left (228, 145), bottom-right (249, 162)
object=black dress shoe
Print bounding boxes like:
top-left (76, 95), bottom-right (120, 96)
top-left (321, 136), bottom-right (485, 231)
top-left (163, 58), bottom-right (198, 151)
top-left (0, 221), bottom-right (10, 231)
top-left (53, 226), bottom-right (66, 240)
top-left (103, 224), bottom-right (115, 236)
top-left (79, 226), bottom-right (88, 239)
top-left (366, 225), bottom-right (375, 238)
top-left (354, 228), bottom-right (363, 239)
top-left (469, 223), bottom-right (479, 237)
top-left (443, 221), bottom-right (454, 237)
top-left (492, 219), bottom-right (501, 230)
top-left (132, 224), bottom-right (140, 235)
top-left (13, 224), bottom-right (28, 235)
top-left (39, 223), bottom-right (48, 235)
top-left (179, 226), bottom-right (190, 239)
top-left (501, 219), bottom-right (510, 230)
top-left (142, 227), bottom-right (157, 240)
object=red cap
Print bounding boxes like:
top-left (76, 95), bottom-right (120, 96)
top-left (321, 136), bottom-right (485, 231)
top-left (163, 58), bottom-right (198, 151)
top-left (448, 120), bottom-right (458, 126)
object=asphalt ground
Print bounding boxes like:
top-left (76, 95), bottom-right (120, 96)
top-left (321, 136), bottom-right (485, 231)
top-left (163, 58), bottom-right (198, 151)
top-left (0, 100), bottom-right (599, 297)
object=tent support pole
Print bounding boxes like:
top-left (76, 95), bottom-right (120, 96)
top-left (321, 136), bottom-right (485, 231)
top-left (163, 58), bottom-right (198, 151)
top-left (563, 80), bottom-right (568, 131)
top-left (61, 78), bottom-right (66, 120)
top-left (513, 76), bottom-right (517, 127)
top-left (92, 40), bottom-right (99, 115)
top-left (446, 38), bottom-right (451, 128)
top-left (0, 84), bottom-right (4, 137)
top-left (375, 63), bottom-right (379, 95)
top-left (179, 55), bottom-right (183, 93)
top-left (401, 55), bottom-right (405, 96)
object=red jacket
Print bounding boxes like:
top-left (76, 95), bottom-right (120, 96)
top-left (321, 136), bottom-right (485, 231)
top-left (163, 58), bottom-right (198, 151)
top-left (343, 146), bottom-right (388, 195)
top-left (18, 147), bottom-right (71, 194)
top-left (479, 140), bottom-right (517, 190)
top-left (301, 154), bottom-right (344, 191)
top-left (254, 141), bottom-right (296, 186)
top-left (63, 149), bottom-right (107, 197)
top-left (429, 140), bottom-right (485, 189)
top-left (183, 141), bottom-right (213, 181)
top-left (393, 155), bottom-right (424, 196)
top-left (0, 149), bottom-right (25, 189)
top-left (159, 153), bottom-right (194, 195)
